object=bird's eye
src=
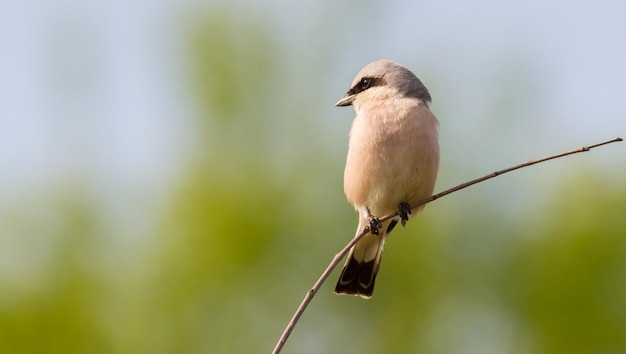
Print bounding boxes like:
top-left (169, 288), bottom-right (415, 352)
top-left (359, 78), bottom-right (371, 90)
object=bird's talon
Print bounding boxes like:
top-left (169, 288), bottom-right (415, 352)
top-left (399, 202), bottom-right (412, 227)
top-left (369, 217), bottom-right (383, 235)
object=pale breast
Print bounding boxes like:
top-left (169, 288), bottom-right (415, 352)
top-left (344, 98), bottom-right (439, 216)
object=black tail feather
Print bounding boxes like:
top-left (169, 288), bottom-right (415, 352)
top-left (334, 255), bottom-right (380, 298)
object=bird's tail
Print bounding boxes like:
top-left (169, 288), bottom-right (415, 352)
top-left (335, 219), bottom-right (397, 298)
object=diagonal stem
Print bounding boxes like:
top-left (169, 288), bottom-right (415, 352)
top-left (272, 136), bottom-right (622, 354)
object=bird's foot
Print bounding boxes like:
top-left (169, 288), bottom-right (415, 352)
top-left (368, 216), bottom-right (383, 235)
top-left (399, 202), bottom-right (412, 227)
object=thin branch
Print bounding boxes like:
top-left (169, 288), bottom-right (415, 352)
top-left (377, 136), bottom-right (623, 224)
top-left (272, 137), bottom-right (622, 354)
top-left (271, 230), bottom-right (368, 353)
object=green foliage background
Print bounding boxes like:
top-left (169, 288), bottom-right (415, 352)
top-left (1, 6), bottom-right (625, 354)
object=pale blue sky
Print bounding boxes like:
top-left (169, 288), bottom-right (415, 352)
top-left (1, 0), bottom-right (624, 212)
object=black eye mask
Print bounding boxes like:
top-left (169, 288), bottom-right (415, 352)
top-left (348, 76), bottom-right (385, 95)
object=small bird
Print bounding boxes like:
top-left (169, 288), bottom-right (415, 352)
top-left (334, 59), bottom-right (440, 298)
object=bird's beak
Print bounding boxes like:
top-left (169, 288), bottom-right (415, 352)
top-left (335, 93), bottom-right (355, 107)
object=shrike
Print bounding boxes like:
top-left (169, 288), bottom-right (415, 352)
top-left (334, 59), bottom-right (440, 298)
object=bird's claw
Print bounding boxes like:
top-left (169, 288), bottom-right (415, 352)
top-left (399, 202), bottom-right (412, 227)
top-left (368, 216), bottom-right (383, 235)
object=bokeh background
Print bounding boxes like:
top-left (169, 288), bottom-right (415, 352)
top-left (1, 1), bottom-right (625, 353)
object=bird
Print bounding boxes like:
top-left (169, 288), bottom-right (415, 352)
top-left (334, 59), bottom-right (440, 298)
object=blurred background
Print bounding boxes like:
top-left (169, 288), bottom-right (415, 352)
top-left (1, 0), bottom-right (625, 353)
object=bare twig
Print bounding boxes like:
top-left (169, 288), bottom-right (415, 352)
top-left (377, 137), bottom-right (623, 224)
top-left (272, 137), bottom-right (622, 354)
